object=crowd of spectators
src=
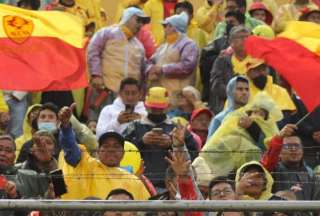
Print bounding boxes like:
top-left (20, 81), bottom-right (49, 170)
top-left (0, 0), bottom-right (320, 215)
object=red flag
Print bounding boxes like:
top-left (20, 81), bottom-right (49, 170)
top-left (245, 36), bottom-right (320, 112)
top-left (0, 4), bottom-right (88, 91)
top-left (312, 0), bottom-right (320, 7)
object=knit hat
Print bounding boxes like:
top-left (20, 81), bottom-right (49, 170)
top-left (145, 87), bottom-right (169, 109)
top-left (120, 7), bottom-right (150, 25)
top-left (161, 12), bottom-right (189, 33)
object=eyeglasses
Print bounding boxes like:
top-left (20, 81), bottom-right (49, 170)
top-left (282, 143), bottom-right (302, 150)
top-left (210, 188), bottom-right (234, 197)
top-left (0, 146), bottom-right (15, 153)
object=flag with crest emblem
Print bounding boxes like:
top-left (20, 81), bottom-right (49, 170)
top-left (0, 4), bottom-right (88, 91)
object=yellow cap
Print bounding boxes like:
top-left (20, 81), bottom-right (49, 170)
top-left (246, 57), bottom-right (265, 71)
top-left (252, 25), bottom-right (275, 39)
top-left (145, 87), bottom-right (169, 109)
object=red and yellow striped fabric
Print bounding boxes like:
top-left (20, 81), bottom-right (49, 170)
top-left (0, 4), bottom-right (88, 91)
top-left (245, 21), bottom-right (320, 112)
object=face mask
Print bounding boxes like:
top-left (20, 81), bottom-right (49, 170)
top-left (38, 122), bottom-right (58, 133)
top-left (147, 113), bottom-right (167, 124)
top-left (252, 75), bottom-right (267, 90)
top-left (207, 0), bottom-right (213, 6)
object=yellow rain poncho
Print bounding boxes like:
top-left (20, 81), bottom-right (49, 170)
top-left (120, 141), bottom-right (142, 174)
top-left (0, 91), bottom-right (8, 113)
top-left (143, 0), bottom-right (165, 45)
top-left (249, 75), bottom-right (296, 112)
top-left (235, 161), bottom-right (274, 200)
top-left (195, 0), bottom-right (224, 37)
top-left (187, 19), bottom-right (208, 92)
top-left (15, 104), bottom-right (42, 156)
top-left (193, 93), bottom-right (282, 179)
top-left (59, 145), bottom-right (150, 200)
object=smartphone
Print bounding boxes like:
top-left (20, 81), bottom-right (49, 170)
top-left (125, 104), bottom-right (134, 113)
top-left (152, 128), bottom-right (163, 135)
top-left (0, 175), bottom-right (7, 190)
top-left (50, 169), bottom-right (67, 197)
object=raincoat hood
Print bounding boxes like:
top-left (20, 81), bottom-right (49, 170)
top-left (225, 75), bottom-right (249, 111)
top-left (235, 161), bottom-right (274, 200)
top-left (162, 12), bottom-right (189, 33)
top-left (247, 92), bottom-right (283, 122)
top-left (249, 2), bottom-right (274, 25)
top-left (15, 104), bottom-right (42, 159)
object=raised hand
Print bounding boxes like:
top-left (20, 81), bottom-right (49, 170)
top-left (58, 103), bottom-right (76, 127)
top-left (165, 151), bottom-right (191, 177)
top-left (279, 124), bottom-right (297, 138)
top-left (171, 120), bottom-right (186, 147)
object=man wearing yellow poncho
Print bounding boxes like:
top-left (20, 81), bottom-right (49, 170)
top-left (193, 92), bottom-right (283, 181)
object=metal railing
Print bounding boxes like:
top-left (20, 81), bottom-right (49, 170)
top-left (0, 200), bottom-right (320, 212)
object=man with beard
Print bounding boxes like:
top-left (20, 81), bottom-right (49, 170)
top-left (208, 76), bottom-right (249, 138)
top-left (123, 87), bottom-right (198, 192)
top-left (245, 58), bottom-right (296, 114)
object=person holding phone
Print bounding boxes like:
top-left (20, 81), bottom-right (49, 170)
top-left (96, 78), bottom-right (147, 137)
top-left (123, 87), bottom-right (198, 192)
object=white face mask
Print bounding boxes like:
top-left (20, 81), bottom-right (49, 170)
top-left (38, 122), bottom-right (58, 133)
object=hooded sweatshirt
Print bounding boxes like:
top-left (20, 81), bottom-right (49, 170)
top-left (96, 97), bottom-right (147, 138)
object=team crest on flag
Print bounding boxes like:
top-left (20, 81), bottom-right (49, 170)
top-left (3, 15), bottom-right (34, 44)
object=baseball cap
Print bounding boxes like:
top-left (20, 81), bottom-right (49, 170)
top-left (145, 87), bottom-right (169, 109)
top-left (246, 57), bottom-right (265, 71)
top-left (120, 7), bottom-right (150, 25)
top-left (190, 108), bottom-right (213, 122)
top-left (98, 131), bottom-right (125, 147)
top-left (241, 163), bottom-right (265, 175)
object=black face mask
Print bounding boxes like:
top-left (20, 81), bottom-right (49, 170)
top-left (252, 75), bottom-right (267, 90)
top-left (148, 113), bottom-right (167, 124)
top-left (207, 0), bottom-right (213, 6)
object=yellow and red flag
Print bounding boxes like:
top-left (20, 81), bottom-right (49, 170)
top-left (0, 4), bottom-right (88, 91)
top-left (245, 21), bottom-right (320, 112)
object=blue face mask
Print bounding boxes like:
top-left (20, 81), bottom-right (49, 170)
top-left (38, 122), bottom-right (57, 133)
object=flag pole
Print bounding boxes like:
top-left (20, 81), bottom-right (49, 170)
top-left (295, 112), bottom-right (312, 127)
top-left (295, 105), bottom-right (319, 127)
